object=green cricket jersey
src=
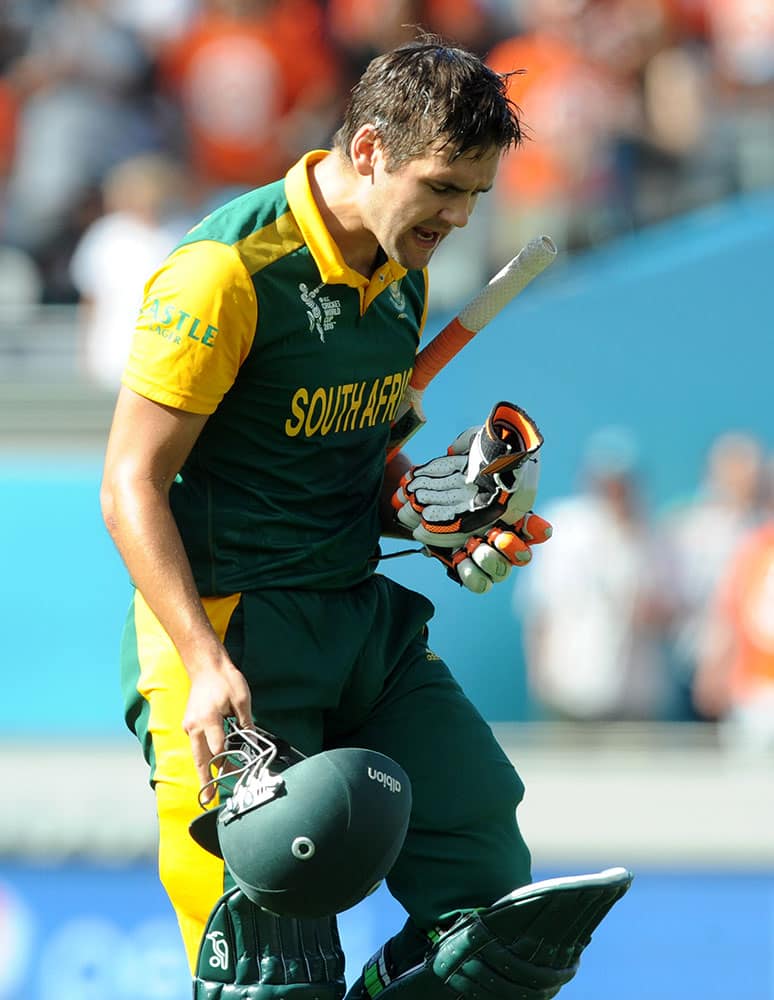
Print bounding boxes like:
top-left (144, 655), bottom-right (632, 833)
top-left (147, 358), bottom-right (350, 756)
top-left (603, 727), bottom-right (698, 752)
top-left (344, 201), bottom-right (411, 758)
top-left (123, 150), bottom-right (429, 593)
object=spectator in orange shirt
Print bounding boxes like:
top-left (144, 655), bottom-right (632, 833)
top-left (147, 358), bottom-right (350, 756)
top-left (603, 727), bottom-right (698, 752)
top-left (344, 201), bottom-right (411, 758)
top-left (662, 431), bottom-right (766, 720)
top-left (159, 0), bottom-right (342, 200)
top-left (486, 0), bottom-right (638, 261)
top-left (693, 518), bottom-right (774, 752)
top-left (0, 77), bottom-right (18, 179)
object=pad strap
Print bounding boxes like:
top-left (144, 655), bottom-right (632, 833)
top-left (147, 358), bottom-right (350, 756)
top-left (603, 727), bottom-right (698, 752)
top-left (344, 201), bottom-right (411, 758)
top-left (195, 887), bottom-right (346, 999)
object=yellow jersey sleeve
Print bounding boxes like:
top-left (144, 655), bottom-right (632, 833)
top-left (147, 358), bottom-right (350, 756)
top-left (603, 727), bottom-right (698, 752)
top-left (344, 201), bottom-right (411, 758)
top-left (123, 240), bottom-right (258, 414)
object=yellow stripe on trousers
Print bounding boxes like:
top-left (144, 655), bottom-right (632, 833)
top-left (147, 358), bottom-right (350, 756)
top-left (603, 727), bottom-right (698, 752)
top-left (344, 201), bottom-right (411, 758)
top-left (133, 590), bottom-right (242, 971)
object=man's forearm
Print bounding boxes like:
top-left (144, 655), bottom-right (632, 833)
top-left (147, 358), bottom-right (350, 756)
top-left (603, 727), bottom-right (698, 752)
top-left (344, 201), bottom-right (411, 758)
top-left (379, 450), bottom-right (413, 536)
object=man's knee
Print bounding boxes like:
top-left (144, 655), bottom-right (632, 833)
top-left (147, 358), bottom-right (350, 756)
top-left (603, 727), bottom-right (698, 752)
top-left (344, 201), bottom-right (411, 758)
top-left (194, 887), bottom-right (346, 1000)
top-left (387, 755), bottom-right (531, 926)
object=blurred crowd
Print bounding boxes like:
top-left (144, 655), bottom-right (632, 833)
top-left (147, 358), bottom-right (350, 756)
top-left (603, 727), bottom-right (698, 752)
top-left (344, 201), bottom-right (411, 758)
top-left (1, 1), bottom-right (771, 743)
top-left (514, 426), bottom-right (774, 753)
top-left (0, 0), bottom-right (772, 381)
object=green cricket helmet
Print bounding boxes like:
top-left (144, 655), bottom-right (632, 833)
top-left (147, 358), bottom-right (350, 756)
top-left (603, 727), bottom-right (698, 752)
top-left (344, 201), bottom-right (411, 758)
top-left (189, 725), bottom-right (412, 919)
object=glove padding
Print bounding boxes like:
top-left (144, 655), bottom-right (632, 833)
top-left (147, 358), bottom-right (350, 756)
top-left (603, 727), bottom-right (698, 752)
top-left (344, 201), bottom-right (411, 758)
top-left (427, 513), bottom-right (552, 594)
top-left (394, 401), bottom-right (544, 548)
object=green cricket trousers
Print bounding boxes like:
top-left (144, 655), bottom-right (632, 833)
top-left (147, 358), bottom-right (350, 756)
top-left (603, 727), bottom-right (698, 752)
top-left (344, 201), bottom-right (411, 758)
top-left (121, 573), bottom-right (532, 971)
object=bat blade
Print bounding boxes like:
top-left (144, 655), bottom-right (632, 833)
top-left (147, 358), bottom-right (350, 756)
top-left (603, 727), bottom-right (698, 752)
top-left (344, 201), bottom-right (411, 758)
top-left (387, 236), bottom-right (557, 460)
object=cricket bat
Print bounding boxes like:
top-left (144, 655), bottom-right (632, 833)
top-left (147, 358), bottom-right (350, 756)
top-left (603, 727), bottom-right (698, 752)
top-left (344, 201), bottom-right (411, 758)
top-left (386, 235), bottom-right (557, 461)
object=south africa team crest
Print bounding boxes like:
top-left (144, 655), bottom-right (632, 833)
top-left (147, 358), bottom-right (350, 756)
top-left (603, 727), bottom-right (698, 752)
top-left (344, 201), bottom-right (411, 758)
top-left (388, 280), bottom-right (408, 319)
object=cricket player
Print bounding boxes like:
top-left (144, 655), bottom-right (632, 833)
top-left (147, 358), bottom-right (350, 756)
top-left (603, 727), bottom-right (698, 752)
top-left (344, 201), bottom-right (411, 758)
top-left (101, 34), bottom-right (631, 1000)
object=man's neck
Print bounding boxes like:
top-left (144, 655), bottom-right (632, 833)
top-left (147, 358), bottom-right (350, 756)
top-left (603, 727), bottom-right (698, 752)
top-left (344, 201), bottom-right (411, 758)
top-left (309, 151), bottom-right (382, 278)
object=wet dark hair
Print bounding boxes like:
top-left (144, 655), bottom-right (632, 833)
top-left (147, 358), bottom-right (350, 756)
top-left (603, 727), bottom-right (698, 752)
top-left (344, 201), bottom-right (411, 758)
top-left (332, 36), bottom-right (524, 168)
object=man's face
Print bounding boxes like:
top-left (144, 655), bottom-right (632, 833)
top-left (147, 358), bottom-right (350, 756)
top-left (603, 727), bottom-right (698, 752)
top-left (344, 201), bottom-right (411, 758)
top-left (362, 141), bottom-right (501, 270)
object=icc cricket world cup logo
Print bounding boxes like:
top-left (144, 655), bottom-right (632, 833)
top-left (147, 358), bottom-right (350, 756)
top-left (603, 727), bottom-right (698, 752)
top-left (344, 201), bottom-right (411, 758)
top-left (299, 281), bottom-right (341, 343)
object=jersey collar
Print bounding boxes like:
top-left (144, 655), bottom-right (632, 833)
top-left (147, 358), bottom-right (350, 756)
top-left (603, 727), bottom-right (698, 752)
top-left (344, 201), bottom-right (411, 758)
top-left (285, 150), bottom-right (408, 291)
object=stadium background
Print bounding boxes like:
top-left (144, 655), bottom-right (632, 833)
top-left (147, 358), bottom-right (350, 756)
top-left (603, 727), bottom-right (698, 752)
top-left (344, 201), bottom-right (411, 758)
top-left (1, 1), bottom-right (773, 997)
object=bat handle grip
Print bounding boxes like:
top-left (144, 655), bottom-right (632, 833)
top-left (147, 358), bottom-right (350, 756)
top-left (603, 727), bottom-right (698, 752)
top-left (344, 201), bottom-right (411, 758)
top-left (410, 316), bottom-right (475, 391)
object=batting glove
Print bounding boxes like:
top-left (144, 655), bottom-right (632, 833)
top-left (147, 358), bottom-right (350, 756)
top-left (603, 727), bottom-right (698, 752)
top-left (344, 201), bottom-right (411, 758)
top-left (393, 401), bottom-right (544, 548)
top-left (426, 514), bottom-right (553, 594)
